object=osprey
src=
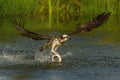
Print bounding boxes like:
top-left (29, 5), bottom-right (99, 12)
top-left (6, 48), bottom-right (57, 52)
top-left (12, 12), bottom-right (111, 62)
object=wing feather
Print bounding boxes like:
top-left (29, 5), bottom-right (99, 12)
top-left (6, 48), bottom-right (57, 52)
top-left (12, 18), bottom-right (52, 40)
top-left (67, 12), bottom-right (111, 35)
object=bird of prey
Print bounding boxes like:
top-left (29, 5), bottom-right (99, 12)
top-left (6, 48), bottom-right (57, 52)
top-left (12, 12), bottom-right (111, 62)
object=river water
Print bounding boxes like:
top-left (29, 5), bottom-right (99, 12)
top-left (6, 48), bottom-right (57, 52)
top-left (0, 15), bottom-right (120, 80)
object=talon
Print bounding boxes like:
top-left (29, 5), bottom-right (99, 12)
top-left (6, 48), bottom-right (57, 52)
top-left (52, 54), bottom-right (62, 62)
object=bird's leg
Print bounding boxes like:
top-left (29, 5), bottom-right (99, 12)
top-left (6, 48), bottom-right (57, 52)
top-left (51, 44), bottom-right (62, 62)
top-left (40, 40), bottom-right (52, 52)
top-left (54, 47), bottom-right (62, 62)
top-left (40, 43), bottom-right (48, 52)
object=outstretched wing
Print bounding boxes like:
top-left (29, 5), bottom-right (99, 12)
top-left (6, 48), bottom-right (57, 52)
top-left (67, 12), bottom-right (111, 35)
top-left (12, 17), bottom-right (53, 40)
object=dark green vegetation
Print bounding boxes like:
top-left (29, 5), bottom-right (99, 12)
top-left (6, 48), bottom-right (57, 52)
top-left (0, 0), bottom-right (119, 16)
top-left (0, 0), bottom-right (119, 42)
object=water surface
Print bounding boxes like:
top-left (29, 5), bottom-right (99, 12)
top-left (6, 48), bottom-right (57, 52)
top-left (0, 15), bottom-right (120, 80)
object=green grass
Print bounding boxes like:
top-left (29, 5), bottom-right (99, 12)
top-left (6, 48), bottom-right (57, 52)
top-left (0, 0), bottom-right (119, 17)
top-left (0, 0), bottom-right (119, 34)
top-left (80, 0), bottom-right (120, 16)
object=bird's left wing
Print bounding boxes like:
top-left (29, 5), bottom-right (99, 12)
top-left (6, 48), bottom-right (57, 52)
top-left (11, 17), bottom-right (53, 40)
top-left (67, 12), bottom-right (111, 35)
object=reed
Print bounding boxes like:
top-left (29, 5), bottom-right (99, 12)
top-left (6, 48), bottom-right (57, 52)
top-left (48, 0), bottom-right (52, 27)
top-left (0, 0), bottom-right (119, 42)
top-left (0, 0), bottom-right (119, 17)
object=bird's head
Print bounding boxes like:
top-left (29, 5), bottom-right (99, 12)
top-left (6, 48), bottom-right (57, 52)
top-left (62, 34), bottom-right (69, 38)
top-left (60, 34), bottom-right (70, 42)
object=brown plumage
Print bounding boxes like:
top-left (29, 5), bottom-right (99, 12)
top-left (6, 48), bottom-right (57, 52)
top-left (67, 12), bottom-right (111, 35)
top-left (12, 12), bottom-right (111, 41)
top-left (11, 17), bottom-right (53, 41)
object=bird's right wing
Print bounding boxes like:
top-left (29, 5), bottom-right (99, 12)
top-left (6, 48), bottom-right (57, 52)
top-left (11, 17), bottom-right (53, 40)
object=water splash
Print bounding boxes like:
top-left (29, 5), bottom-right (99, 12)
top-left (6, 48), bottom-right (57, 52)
top-left (34, 52), bottom-right (51, 63)
top-left (34, 52), bottom-right (73, 63)
top-left (62, 52), bottom-right (72, 58)
top-left (0, 51), bottom-right (25, 63)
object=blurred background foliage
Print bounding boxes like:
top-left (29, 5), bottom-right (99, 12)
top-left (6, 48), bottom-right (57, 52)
top-left (0, 0), bottom-right (119, 17)
top-left (0, 0), bottom-right (119, 41)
